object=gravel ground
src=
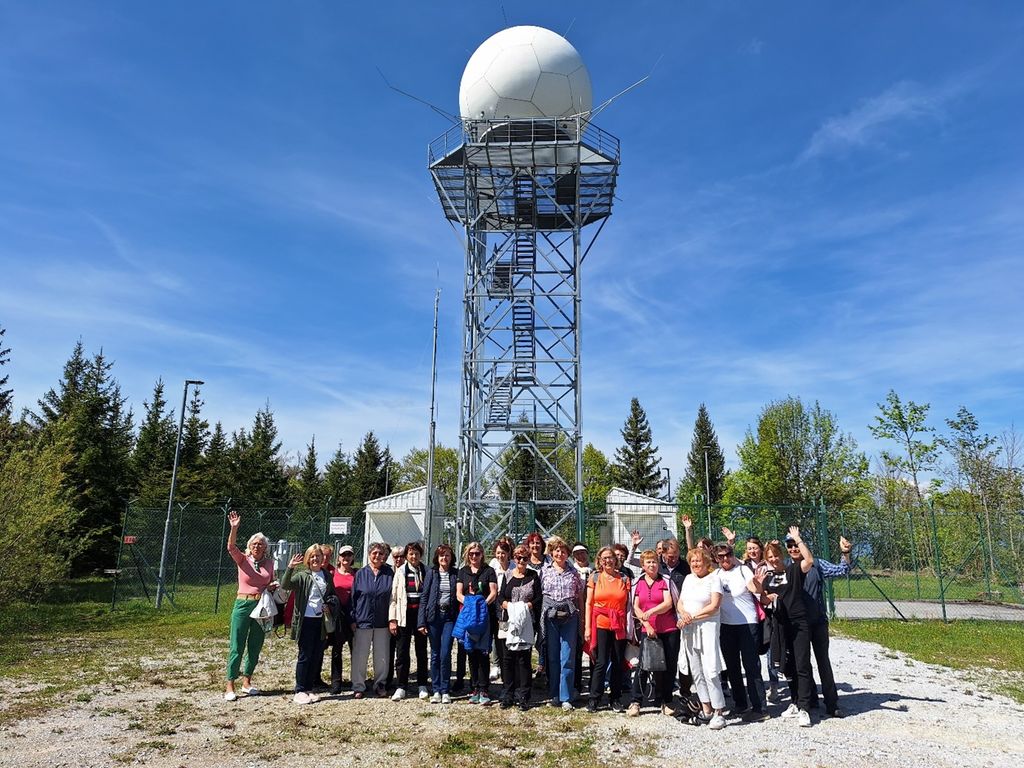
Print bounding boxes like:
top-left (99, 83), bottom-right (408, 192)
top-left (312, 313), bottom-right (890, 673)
top-left (1, 633), bottom-right (1022, 767)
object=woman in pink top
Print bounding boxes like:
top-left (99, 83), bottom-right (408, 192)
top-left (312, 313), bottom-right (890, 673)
top-left (626, 549), bottom-right (679, 718)
top-left (328, 545), bottom-right (357, 694)
top-left (224, 511), bottom-right (277, 702)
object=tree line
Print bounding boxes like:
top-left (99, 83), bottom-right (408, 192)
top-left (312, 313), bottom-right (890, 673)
top-left (2, 328), bottom-right (1022, 597)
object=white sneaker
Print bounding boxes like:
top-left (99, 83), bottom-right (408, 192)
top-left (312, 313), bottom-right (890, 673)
top-left (489, 668), bottom-right (501, 681)
top-left (797, 709), bottom-right (812, 727)
top-left (418, 686), bottom-right (430, 699)
top-left (293, 692), bottom-right (311, 705)
top-left (430, 692), bottom-right (442, 704)
top-left (241, 686), bottom-right (260, 696)
top-left (781, 703), bottom-right (800, 718)
top-left (561, 701), bottom-right (573, 711)
top-left (708, 714), bottom-right (727, 730)
top-left (441, 693), bottom-right (452, 704)
top-left (391, 687), bottom-right (407, 701)
top-left (223, 691), bottom-right (237, 702)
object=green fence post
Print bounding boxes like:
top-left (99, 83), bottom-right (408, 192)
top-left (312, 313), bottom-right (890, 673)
top-left (817, 499), bottom-right (836, 620)
top-left (928, 499), bottom-right (947, 623)
top-left (111, 499), bottom-right (132, 612)
top-left (978, 511), bottom-right (993, 600)
top-left (213, 499), bottom-right (230, 615)
top-left (907, 508), bottom-right (921, 599)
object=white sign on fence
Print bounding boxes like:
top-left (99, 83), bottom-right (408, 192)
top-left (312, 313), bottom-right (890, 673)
top-left (328, 517), bottom-right (351, 535)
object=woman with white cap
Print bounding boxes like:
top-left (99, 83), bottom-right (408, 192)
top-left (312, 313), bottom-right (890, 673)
top-left (328, 544), bottom-right (357, 694)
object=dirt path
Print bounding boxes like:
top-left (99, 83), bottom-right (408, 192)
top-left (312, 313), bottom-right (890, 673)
top-left (1, 633), bottom-right (1022, 767)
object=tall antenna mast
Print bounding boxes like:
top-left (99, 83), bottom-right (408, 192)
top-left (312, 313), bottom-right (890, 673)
top-left (424, 285), bottom-right (441, 548)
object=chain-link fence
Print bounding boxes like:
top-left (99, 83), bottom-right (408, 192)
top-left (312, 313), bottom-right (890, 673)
top-left (112, 501), bottom-right (364, 613)
top-left (113, 497), bottom-right (1024, 622)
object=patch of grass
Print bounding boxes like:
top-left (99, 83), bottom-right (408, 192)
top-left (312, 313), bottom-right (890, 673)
top-left (435, 733), bottom-right (474, 757)
top-left (834, 618), bottom-right (1024, 703)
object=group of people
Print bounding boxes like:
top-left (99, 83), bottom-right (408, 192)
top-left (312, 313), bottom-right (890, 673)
top-left (223, 510), bottom-right (854, 728)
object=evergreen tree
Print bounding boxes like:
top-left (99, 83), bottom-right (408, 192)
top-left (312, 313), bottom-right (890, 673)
top-left (612, 397), bottom-right (662, 496)
top-left (323, 444), bottom-right (355, 509)
top-left (132, 379), bottom-right (177, 504)
top-left (32, 343), bottom-right (135, 573)
top-left (231, 403), bottom-right (289, 504)
top-left (350, 431), bottom-right (388, 514)
top-left (681, 404), bottom-right (727, 504)
top-left (175, 385), bottom-right (209, 501)
top-left (296, 436), bottom-right (324, 512)
top-left (201, 421), bottom-right (234, 502)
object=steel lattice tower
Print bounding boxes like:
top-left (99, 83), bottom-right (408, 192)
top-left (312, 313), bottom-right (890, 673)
top-left (429, 118), bottom-right (619, 545)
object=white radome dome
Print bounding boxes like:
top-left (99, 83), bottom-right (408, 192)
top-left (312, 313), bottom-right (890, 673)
top-left (459, 26), bottom-right (593, 121)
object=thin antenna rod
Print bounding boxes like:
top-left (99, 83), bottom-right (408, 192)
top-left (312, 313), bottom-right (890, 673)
top-left (376, 66), bottom-right (460, 123)
top-left (575, 54), bottom-right (662, 121)
top-left (500, 2), bottom-right (508, 25)
top-left (424, 285), bottom-right (442, 548)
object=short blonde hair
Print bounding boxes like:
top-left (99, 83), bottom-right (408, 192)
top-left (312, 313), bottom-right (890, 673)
top-left (303, 544), bottom-right (325, 569)
top-left (686, 547), bottom-right (713, 569)
top-left (639, 548), bottom-right (659, 565)
top-left (546, 536), bottom-right (570, 556)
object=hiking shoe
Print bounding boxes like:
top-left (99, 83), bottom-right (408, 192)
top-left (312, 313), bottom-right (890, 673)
top-left (223, 691), bottom-right (237, 702)
top-left (708, 713), bottom-right (727, 730)
top-left (430, 692), bottom-right (442, 704)
top-left (418, 686), bottom-right (429, 700)
top-left (797, 709), bottom-right (812, 727)
top-left (627, 702), bottom-right (641, 717)
top-left (441, 693), bottom-right (452, 704)
top-left (561, 701), bottom-right (573, 711)
top-left (781, 703), bottom-right (800, 718)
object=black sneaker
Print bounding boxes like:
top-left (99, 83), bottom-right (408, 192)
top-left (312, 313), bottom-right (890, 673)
top-left (826, 708), bottom-right (844, 719)
top-left (499, 700), bottom-right (513, 710)
top-left (586, 700), bottom-right (598, 713)
top-left (517, 702), bottom-right (529, 712)
top-left (611, 699), bottom-right (626, 713)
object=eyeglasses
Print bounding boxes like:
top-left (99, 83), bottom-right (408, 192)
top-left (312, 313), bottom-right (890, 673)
top-left (513, 555), bottom-right (527, 561)
top-left (715, 552), bottom-right (731, 559)
top-left (469, 551), bottom-right (483, 557)
top-left (600, 556), bottom-right (616, 563)
top-left (786, 543), bottom-right (800, 550)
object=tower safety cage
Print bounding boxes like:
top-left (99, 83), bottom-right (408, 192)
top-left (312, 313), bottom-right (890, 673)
top-left (429, 117), bottom-right (620, 548)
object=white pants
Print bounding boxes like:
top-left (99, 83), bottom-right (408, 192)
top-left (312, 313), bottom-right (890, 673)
top-left (351, 627), bottom-right (391, 692)
top-left (681, 620), bottom-right (725, 710)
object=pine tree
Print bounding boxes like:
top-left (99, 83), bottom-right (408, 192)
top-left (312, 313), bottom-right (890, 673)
top-left (231, 404), bottom-right (289, 505)
top-left (32, 343), bottom-right (135, 573)
top-left (201, 421), bottom-right (234, 502)
top-left (613, 398), bottom-right (662, 496)
top-left (682, 403), bottom-right (727, 504)
top-left (323, 444), bottom-right (355, 509)
top-left (350, 431), bottom-right (388, 513)
top-left (132, 379), bottom-right (177, 504)
top-left (296, 436), bottom-right (323, 512)
top-left (176, 385), bottom-right (209, 501)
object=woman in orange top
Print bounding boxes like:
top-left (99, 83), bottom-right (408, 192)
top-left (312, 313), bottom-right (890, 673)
top-left (584, 546), bottom-right (631, 712)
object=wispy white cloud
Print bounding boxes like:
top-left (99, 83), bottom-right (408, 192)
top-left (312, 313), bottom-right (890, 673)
top-left (800, 80), bottom-right (951, 162)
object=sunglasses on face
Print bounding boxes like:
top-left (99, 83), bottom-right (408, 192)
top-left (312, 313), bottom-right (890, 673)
top-left (469, 551), bottom-right (483, 557)
top-left (715, 552), bottom-right (731, 559)
top-left (786, 543), bottom-right (800, 549)
top-left (513, 555), bottom-right (527, 561)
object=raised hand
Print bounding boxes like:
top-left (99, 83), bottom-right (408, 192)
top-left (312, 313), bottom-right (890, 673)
top-left (721, 525), bottom-right (736, 543)
top-left (630, 529), bottom-right (644, 549)
top-left (228, 510), bottom-right (241, 529)
top-left (787, 526), bottom-right (801, 543)
top-left (288, 553), bottom-right (304, 569)
top-left (839, 535), bottom-right (853, 554)
top-left (681, 515), bottom-right (693, 530)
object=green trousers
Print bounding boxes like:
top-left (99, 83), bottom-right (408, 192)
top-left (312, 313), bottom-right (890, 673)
top-left (226, 598), bottom-right (267, 680)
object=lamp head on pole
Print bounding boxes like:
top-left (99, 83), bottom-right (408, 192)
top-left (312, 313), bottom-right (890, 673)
top-left (186, 379), bottom-right (204, 386)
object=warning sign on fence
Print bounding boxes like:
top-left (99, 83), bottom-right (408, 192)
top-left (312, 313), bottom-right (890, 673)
top-left (328, 517), bottom-right (351, 535)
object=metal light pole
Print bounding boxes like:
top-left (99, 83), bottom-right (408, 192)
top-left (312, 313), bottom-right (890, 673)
top-left (424, 287), bottom-right (441, 550)
top-left (156, 378), bottom-right (203, 608)
top-left (703, 448), bottom-right (712, 535)
top-left (661, 467), bottom-right (671, 502)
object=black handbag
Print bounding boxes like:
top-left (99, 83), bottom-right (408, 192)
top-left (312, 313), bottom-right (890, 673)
top-left (640, 635), bottom-right (667, 672)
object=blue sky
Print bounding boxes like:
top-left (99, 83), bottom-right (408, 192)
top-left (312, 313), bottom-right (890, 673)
top-left (2, 1), bottom-right (1022, 477)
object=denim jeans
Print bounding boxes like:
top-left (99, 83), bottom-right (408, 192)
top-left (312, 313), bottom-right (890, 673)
top-left (427, 617), bottom-right (455, 693)
top-left (545, 613), bottom-right (578, 704)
